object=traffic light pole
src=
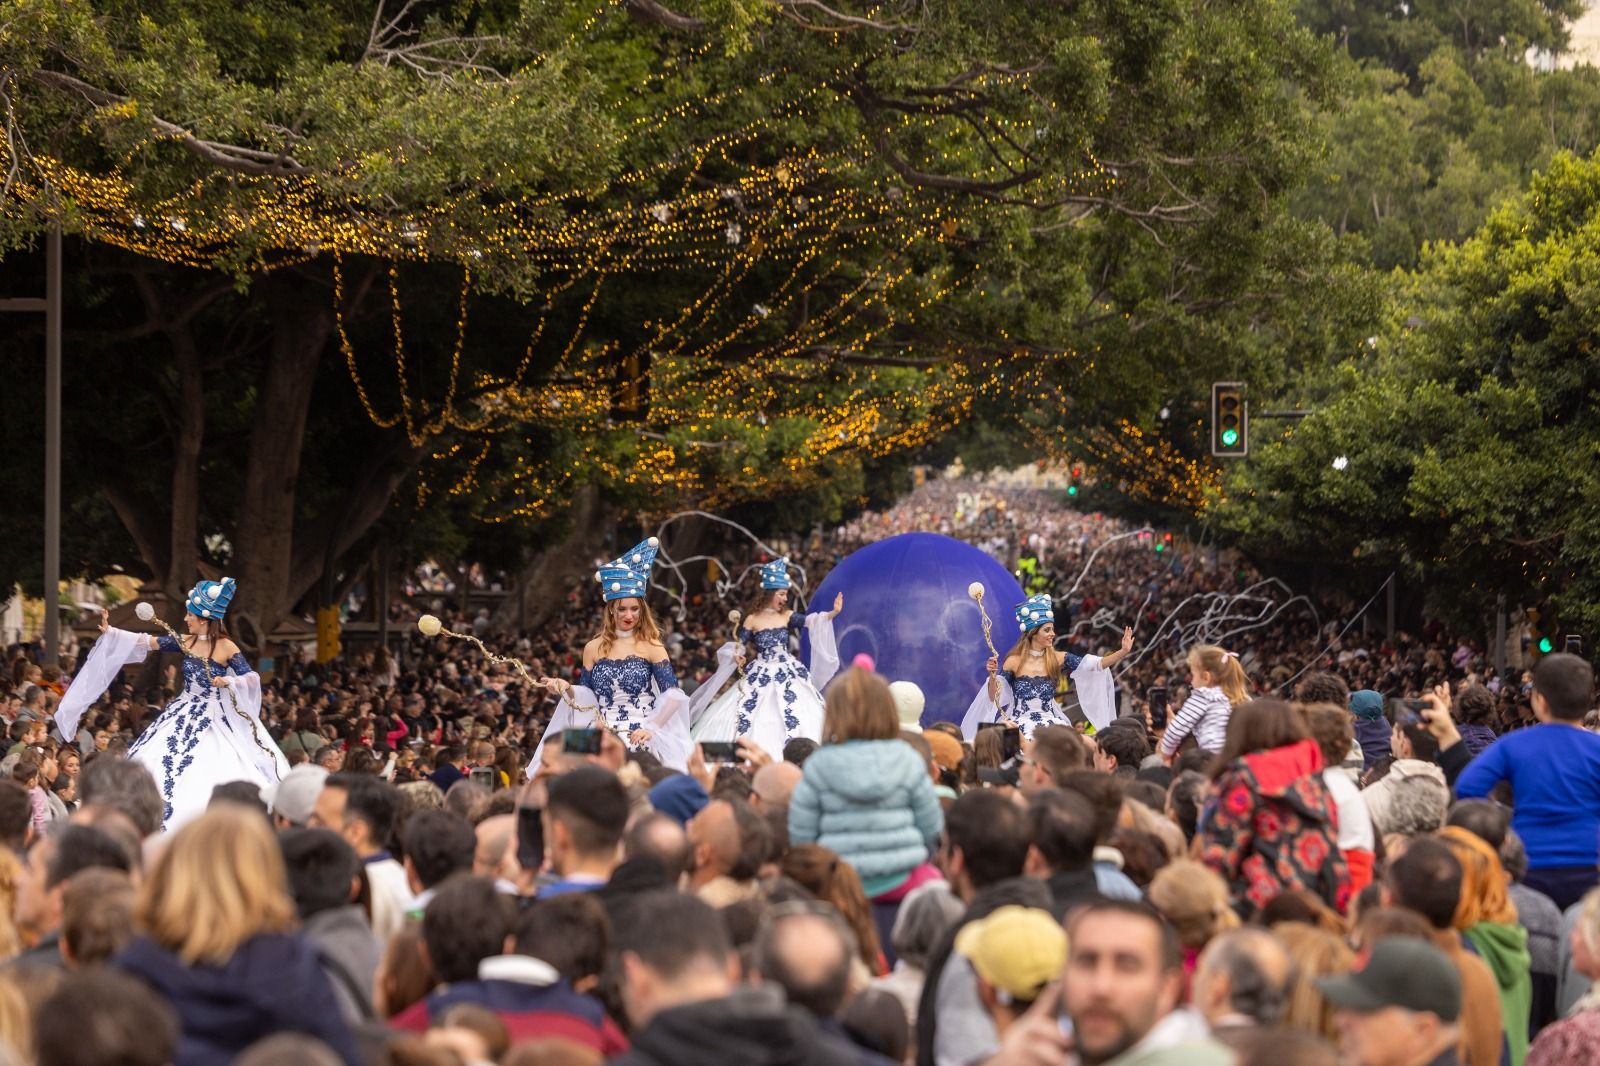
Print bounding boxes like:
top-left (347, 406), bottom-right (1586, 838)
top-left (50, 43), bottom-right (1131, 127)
top-left (0, 227), bottom-right (62, 661)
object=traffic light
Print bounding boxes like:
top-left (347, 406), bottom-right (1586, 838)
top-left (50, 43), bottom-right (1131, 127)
top-left (1211, 382), bottom-right (1247, 457)
top-left (1539, 636), bottom-right (1554, 655)
top-left (1155, 532), bottom-right (1173, 553)
top-left (1067, 465), bottom-right (1081, 497)
top-left (316, 605), bottom-right (342, 664)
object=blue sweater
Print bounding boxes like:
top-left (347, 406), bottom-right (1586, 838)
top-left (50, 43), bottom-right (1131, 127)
top-left (789, 740), bottom-right (943, 897)
top-left (1456, 724), bottom-right (1600, 870)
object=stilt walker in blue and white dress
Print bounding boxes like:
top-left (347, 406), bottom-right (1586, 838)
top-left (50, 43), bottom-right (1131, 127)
top-left (57, 578), bottom-right (288, 830)
top-left (962, 593), bottom-right (1135, 741)
top-left (529, 538), bottom-right (694, 774)
top-left (688, 558), bottom-right (842, 758)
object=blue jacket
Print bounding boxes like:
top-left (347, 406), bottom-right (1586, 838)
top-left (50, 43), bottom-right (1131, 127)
top-left (789, 740), bottom-right (942, 896)
top-left (115, 933), bottom-right (360, 1066)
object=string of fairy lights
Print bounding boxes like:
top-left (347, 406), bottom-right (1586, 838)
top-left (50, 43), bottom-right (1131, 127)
top-left (1, 11), bottom-right (1214, 522)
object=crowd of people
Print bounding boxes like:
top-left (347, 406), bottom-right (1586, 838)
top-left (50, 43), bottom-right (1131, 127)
top-left (0, 476), bottom-right (1584, 1065)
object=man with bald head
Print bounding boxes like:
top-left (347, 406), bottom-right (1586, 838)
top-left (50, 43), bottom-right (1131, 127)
top-left (473, 813), bottom-right (520, 892)
top-left (751, 761), bottom-right (802, 813)
top-left (754, 907), bottom-right (895, 1064)
top-left (625, 812), bottom-right (690, 885)
top-left (686, 799), bottom-right (759, 907)
top-left (1191, 927), bottom-right (1296, 1048)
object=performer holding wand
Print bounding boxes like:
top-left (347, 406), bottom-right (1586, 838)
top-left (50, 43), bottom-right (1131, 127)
top-left (962, 592), bottom-right (1135, 740)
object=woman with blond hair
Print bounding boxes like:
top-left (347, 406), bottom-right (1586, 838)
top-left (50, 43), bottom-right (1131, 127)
top-left (1272, 922), bottom-right (1355, 1044)
top-left (533, 538), bottom-right (692, 772)
top-left (789, 667), bottom-right (943, 902)
top-left (1148, 860), bottom-right (1238, 988)
top-left (114, 805), bottom-right (360, 1066)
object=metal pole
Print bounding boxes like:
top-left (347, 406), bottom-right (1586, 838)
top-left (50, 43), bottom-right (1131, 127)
top-left (43, 226), bottom-right (61, 663)
top-left (377, 541), bottom-right (390, 652)
top-left (1494, 595), bottom-right (1507, 675)
top-left (1385, 577), bottom-right (1396, 640)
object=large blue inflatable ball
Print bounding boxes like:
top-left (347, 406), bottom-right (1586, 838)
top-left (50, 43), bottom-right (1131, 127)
top-left (803, 533), bottom-right (1025, 727)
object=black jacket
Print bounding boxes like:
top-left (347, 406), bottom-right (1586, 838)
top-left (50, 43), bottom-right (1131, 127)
top-left (609, 987), bottom-right (869, 1066)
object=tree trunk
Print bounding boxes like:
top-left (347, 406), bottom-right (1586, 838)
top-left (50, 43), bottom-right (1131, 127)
top-left (229, 282), bottom-right (333, 650)
top-left (492, 484), bottom-right (610, 633)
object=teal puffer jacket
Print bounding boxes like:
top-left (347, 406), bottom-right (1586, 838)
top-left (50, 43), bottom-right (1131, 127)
top-left (788, 739), bottom-right (944, 896)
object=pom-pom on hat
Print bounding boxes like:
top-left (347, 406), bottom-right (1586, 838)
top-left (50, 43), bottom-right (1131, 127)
top-left (186, 577), bottom-right (237, 620)
top-left (759, 557), bottom-right (793, 591)
top-left (1014, 593), bottom-right (1054, 633)
top-left (596, 537), bottom-right (660, 602)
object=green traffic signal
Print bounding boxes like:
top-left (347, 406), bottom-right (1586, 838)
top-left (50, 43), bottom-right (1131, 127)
top-left (1067, 485), bottom-right (1079, 496)
top-left (1221, 428), bottom-right (1239, 447)
top-left (1539, 637), bottom-right (1554, 654)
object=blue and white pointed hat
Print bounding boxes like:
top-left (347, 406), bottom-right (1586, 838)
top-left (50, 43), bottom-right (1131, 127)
top-left (1014, 593), bottom-right (1054, 633)
top-left (595, 537), bottom-right (659, 602)
top-left (759, 557), bottom-right (793, 590)
top-left (186, 577), bottom-right (237, 620)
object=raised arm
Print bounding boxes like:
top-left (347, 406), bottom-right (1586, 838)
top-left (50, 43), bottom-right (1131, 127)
top-left (1096, 627), bottom-right (1136, 670)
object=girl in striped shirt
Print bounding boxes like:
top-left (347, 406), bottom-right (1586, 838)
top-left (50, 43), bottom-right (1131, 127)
top-left (1160, 645), bottom-right (1249, 760)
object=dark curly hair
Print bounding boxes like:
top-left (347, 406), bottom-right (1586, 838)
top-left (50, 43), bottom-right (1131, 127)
top-left (1455, 684), bottom-right (1495, 725)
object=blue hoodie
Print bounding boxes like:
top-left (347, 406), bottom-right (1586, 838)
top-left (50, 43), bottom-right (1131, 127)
top-left (1348, 690), bottom-right (1392, 771)
top-left (789, 739), bottom-right (943, 897)
top-left (115, 933), bottom-right (361, 1066)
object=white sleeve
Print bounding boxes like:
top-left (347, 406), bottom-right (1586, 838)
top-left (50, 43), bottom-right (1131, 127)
top-left (526, 685), bottom-right (597, 777)
top-left (641, 688), bottom-right (693, 772)
top-left (687, 643), bottom-right (742, 726)
top-left (804, 613), bottom-right (841, 692)
top-left (55, 628), bottom-right (149, 741)
top-left (225, 671), bottom-right (290, 781)
top-left (1071, 654), bottom-right (1118, 731)
top-left (960, 675), bottom-right (1013, 741)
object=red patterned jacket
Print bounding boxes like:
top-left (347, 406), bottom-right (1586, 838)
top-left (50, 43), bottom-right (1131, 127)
top-left (1196, 738), bottom-right (1352, 918)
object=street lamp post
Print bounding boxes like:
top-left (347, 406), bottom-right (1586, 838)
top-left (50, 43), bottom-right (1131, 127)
top-left (0, 227), bottom-right (62, 660)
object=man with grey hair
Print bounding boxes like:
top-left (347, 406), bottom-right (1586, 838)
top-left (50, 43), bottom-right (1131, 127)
top-left (77, 757), bottom-right (162, 839)
top-left (873, 882), bottom-right (964, 1027)
top-left (1191, 927), bottom-right (1296, 1048)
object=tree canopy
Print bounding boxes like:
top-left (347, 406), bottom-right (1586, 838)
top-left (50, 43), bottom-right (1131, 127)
top-left (0, 0), bottom-right (1341, 642)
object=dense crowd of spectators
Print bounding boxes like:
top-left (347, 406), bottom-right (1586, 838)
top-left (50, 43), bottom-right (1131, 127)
top-left (0, 476), bottom-right (1584, 1065)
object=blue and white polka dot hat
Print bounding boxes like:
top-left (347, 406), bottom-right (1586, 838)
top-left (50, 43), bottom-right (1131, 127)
top-left (759, 558), bottom-right (793, 590)
top-left (596, 537), bottom-right (659, 602)
top-left (1014, 593), bottom-right (1055, 633)
top-left (186, 577), bottom-right (236, 620)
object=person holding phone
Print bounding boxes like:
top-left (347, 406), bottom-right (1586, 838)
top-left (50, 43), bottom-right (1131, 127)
top-left (688, 557), bottom-right (842, 759)
top-left (964, 594), bottom-right (1133, 741)
top-left (528, 538), bottom-right (693, 773)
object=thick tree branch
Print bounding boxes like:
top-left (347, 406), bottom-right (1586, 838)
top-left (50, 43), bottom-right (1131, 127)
top-left (30, 70), bottom-right (305, 177)
top-left (624, 0), bottom-right (708, 32)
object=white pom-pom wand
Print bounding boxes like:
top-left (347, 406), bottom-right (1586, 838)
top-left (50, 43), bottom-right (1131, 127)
top-left (971, 580), bottom-right (1000, 664)
top-left (417, 614), bottom-right (442, 637)
top-left (135, 602), bottom-right (155, 622)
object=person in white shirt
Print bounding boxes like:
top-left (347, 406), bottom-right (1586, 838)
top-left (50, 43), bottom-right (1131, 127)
top-left (311, 773), bottom-right (411, 941)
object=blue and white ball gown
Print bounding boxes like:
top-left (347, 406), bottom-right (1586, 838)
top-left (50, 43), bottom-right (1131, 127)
top-left (960, 652), bottom-right (1118, 741)
top-left (528, 654), bottom-right (694, 773)
top-left (58, 630), bottom-right (288, 829)
top-left (688, 612), bottom-right (840, 757)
